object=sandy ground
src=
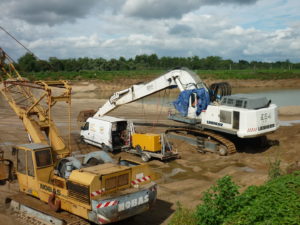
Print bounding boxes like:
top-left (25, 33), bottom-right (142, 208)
top-left (0, 80), bottom-right (300, 225)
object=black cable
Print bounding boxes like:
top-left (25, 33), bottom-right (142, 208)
top-left (0, 26), bottom-right (38, 59)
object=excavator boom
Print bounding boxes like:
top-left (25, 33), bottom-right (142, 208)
top-left (95, 68), bottom-right (207, 117)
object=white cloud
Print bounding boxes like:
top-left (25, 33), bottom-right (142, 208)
top-left (122, 0), bottom-right (258, 19)
top-left (0, 0), bottom-right (299, 62)
top-left (0, 0), bottom-right (99, 26)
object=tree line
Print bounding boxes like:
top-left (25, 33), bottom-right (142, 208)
top-left (17, 53), bottom-right (300, 72)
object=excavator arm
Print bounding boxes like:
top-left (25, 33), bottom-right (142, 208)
top-left (94, 69), bottom-right (208, 117)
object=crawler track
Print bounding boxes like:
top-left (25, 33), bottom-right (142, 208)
top-left (165, 128), bottom-right (237, 154)
top-left (7, 194), bottom-right (90, 225)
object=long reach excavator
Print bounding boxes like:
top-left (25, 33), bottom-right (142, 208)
top-left (0, 48), bottom-right (157, 225)
top-left (80, 68), bottom-right (279, 155)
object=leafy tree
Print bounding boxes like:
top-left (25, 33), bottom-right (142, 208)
top-left (238, 60), bottom-right (249, 69)
top-left (16, 52), bottom-right (300, 72)
top-left (18, 53), bottom-right (37, 72)
top-left (49, 57), bottom-right (64, 71)
top-left (35, 60), bottom-right (50, 72)
top-left (203, 56), bottom-right (223, 69)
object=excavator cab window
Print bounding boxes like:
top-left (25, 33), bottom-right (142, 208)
top-left (191, 93), bottom-right (198, 108)
top-left (35, 149), bottom-right (52, 168)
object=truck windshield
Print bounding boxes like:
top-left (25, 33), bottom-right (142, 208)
top-left (35, 149), bottom-right (52, 168)
top-left (82, 122), bottom-right (89, 130)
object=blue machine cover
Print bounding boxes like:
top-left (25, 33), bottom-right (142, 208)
top-left (173, 88), bottom-right (210, 116)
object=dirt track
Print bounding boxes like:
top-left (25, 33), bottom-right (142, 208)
top-left (0, 80), bottom-right (300, 225)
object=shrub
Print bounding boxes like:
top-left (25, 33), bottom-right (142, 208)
top-left (224, 172), bottom-right (300, 225)
top-left (191, 172), bottom-right (300, 225)
top-left (195, 176), bottom-right (239, 225)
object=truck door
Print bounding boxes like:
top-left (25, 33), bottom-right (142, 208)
top-left (81, 122), bottom-right (95, 142)
top-left (94, 122), bottom-right (109, 147)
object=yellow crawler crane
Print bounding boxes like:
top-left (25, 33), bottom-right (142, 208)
top-left (0, 48), bottom-right (157, 225)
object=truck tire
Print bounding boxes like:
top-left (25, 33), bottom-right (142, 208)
top-left (79, 136), bottom-right (85, 144)
top-left (141, 153), bottom-right (151, 162)
top-left (101, 143), bottom-right (112, 152)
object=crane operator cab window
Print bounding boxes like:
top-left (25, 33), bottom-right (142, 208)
top-left (15, 148), bottom-right (35, 177)
top-left (35, 149), bottom-right (53, 168)
top-left (16, 148), bottom-right (26, 174)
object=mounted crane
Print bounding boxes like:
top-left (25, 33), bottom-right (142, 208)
top-left (0, 48), bottom-right (157, 225)
top-left (80, 68), bottom-right (279, 155)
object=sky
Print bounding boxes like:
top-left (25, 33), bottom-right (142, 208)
top-left (0, 0), bottom-right (299, 62)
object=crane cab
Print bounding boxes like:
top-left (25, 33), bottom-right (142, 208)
top-left (13, 143), bottom-right (54, 197)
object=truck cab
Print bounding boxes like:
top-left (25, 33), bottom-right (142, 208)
top-left (80, 116), bottom-right (132, 151)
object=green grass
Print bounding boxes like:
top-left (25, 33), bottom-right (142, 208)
top-left (196, 69), bottom-right (300, 80)
top-left (23, 69), bottom-right (300, 81)
top-left (23, 70), bottom-right (164, 81)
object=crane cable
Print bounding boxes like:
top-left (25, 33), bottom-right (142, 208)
top-left (0, 26), bottom-right (72, 152)
top-left (0, 26), bottom-right (58, 73)
top-left (0, 26), bottom-right (37, 59)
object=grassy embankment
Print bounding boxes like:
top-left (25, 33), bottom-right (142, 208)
top-left (169, 171), bottom-right (300, 225)
top-left (24, 69), bottom-right (300, 81)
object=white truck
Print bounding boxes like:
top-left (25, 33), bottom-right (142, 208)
top-left (80, 116), bottom-right (131, 151)
top-left (80, 116), bottom-right (178, 161)
top-left (81, 68), bottom-right (279, 155)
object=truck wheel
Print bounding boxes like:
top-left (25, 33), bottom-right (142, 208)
top-left (141, 153), bottom-right (151, 162)
top-left (218, 145), bottom-right (228, 156)
top-left (101, 143), bottom-right (112, 152)
top-left (79, 136), bottom-right (85, 144)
